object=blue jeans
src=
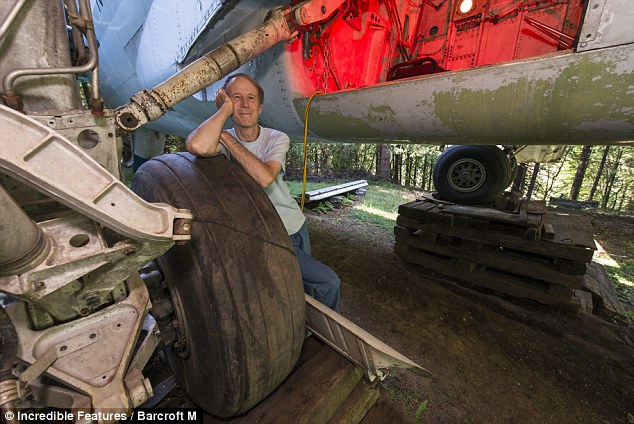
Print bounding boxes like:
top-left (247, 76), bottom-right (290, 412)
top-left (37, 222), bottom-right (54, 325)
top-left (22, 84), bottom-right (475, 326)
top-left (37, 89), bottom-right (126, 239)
top-left (290, 222), bottom-right (341, 312)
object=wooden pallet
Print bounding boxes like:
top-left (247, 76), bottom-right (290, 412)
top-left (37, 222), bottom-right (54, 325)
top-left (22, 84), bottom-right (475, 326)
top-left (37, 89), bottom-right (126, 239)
top-left (153, 337), bottom-right (416, 424)
top-left (395, 197), bottom-right (597, 311)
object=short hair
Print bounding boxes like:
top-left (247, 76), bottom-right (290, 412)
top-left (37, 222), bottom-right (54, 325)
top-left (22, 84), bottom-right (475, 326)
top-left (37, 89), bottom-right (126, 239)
top-left (223, 73), bottom-right (265, 105)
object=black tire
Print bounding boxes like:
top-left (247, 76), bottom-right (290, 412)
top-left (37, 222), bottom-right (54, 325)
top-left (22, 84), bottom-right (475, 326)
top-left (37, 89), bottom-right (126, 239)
top-left (432, 145), bottom-right (510, 204)
top-left (131, 153), bottom-right (305, 417)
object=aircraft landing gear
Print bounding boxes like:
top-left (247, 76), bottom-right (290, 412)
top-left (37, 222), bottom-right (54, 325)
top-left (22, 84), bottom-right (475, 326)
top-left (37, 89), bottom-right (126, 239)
top-left (131, 153), bottom-right (305, 417)
top-left (432, 145), bottom-right (512, 204)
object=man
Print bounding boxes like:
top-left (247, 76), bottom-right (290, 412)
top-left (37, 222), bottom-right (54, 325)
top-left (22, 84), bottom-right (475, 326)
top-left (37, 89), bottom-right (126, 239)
top-left (186, 73), bottom-right (340, 311)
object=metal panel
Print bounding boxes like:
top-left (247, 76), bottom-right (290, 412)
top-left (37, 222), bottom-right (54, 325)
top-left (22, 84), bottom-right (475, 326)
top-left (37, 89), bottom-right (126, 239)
top-left (577, 0), bottom-right (634, 51)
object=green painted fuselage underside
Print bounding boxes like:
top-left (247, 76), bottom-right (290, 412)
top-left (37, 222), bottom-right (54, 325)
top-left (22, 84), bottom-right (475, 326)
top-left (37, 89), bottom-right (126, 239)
top-left (293, 44), bottom-right (634, 146)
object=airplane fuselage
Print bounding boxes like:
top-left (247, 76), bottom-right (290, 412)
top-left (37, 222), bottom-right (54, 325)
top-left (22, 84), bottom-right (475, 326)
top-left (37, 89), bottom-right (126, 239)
top-left (92, 0), bottom-right (634, 146)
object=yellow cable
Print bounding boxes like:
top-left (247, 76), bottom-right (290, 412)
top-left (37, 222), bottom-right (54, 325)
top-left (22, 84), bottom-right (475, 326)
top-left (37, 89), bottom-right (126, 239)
top-left (301, 91), bottom-right (321, 212)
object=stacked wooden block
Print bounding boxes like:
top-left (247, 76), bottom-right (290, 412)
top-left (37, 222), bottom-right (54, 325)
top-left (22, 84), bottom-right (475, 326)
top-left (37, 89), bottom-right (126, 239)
top-left (395, 196), bottom-right (597, 311)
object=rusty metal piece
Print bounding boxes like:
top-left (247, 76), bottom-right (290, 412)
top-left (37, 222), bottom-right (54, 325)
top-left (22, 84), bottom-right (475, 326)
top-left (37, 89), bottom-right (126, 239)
top-left (118, 112), bottom-right (139, 130)
top-left (173, 217), bottom-right (192, 246)
top-left (173, 218), bottom-right (192, 237)
top-left (0, 94), bottom-right (23, 112)
top-left (89, 98), bottom-right (105, 117)
top-left (294, 0), bottom-right (347, 26)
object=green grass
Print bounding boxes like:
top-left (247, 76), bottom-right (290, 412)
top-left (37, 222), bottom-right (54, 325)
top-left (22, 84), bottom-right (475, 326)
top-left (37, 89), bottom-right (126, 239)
top-left (285, 178), bottom-right (424, 235)
top-left (604, 241), bottom-right (634, 305)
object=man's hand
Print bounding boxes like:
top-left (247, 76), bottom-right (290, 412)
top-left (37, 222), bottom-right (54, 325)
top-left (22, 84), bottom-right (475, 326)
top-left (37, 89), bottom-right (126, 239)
top-left (185, 89), bottom-right (233, 157)
top-left (214, 88), bottom-right (233, 115)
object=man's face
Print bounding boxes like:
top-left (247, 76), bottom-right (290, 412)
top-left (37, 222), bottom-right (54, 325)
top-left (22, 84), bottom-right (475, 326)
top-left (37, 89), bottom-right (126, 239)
top-left (225, 76), bottom-right (262, 129)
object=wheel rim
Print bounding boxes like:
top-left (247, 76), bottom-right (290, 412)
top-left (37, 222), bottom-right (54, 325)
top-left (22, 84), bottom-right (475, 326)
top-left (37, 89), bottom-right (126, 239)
top-left (447, 158), bottom-right (487, 193)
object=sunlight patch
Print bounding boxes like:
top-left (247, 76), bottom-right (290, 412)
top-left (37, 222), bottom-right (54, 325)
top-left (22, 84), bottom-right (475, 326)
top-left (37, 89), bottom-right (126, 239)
top-left (354, 204), bottom-right (398, 220)
top-left (593, 240), bottom-right (620, 267)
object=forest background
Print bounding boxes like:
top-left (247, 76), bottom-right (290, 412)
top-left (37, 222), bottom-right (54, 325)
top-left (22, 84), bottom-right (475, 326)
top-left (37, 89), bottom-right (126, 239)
top-left (165, 138), bottom-right (634, 212)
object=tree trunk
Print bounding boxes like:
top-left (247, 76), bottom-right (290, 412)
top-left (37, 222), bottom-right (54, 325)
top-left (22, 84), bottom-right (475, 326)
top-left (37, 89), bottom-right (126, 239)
top-left (601, 147), bottom-right (623, 208)
top-left (511, 163), bottom-right (527, 195)
top-left (526, 163), bottom-right (540, 200)
top-left (377, 144), bottom-right (391, 180)
top-left (569, 145), bottom-right (592, 200)
top-left (588, 146), bottom-right (609, 201)
top-left (313, 145), bottom-right (319, 174)
top-left (421, 154), bottom-right (428, 191)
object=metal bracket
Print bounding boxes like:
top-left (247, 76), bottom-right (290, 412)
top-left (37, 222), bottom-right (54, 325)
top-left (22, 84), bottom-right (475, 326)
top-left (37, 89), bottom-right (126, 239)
top-left (19, 330), bottom-right (100, 386)
top-left (0, 104), bottom-right (192, 242)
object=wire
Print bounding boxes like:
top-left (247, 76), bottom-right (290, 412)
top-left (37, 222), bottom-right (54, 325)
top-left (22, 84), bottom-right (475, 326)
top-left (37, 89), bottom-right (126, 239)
top-left (301, 91), bottom-right (322, 212)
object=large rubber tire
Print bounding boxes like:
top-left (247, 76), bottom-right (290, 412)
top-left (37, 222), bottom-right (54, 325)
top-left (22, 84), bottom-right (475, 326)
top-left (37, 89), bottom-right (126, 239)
top-left (433, 145), bottom-right (510, 204)
top-left (131, 153), bottom-right (305, 417)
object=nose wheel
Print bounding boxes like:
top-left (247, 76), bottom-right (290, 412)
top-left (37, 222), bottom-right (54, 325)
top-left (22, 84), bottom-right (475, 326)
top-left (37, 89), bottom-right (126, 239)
top-left (433, 145), bottom-right (511, 204)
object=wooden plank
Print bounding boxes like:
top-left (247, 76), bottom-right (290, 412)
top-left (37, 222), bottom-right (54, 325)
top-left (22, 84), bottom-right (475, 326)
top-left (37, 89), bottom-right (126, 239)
top-left (234, 341), bottom-right (363, 424)
top-left (394, 226), bottom-right (583, 287)
top-left (328, 379), bottom-right (380, 424)
top-left (544, 212), bottom-right (596, 250)
top-left (360, 397), bottom-right (417, 424)
top-left (396, 216), bottom-right (594, 263)
top-left (440, 203), bottom-right (542, 228)
top-left (395, 244), bottom-right (581, 310)
top-left (400, 198), bottom-right (545, 230)
top-left (305, 180), bottom-right (368, 201)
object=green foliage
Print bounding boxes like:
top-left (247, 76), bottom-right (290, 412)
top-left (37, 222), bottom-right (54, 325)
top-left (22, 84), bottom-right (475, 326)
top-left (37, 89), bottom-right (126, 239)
top-left (381, 374), bottom-right (429, 420)
top-left (348, 180), bottom-right (423, 234)
top-left (164, 135), bottom-right (186, 153)
top-left (528, 146), bottom-right (634, 212)
top-left (312, 201), bottom-right (335, 214)
top-left (604, 261), bottom-right (634, 303)
top-left (415, 400), bottom-right (429, 423)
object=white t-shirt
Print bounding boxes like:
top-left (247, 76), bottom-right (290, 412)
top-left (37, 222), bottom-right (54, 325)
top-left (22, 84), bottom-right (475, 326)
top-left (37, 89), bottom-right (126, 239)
top-left (220, 127), bottom-right (305, 235)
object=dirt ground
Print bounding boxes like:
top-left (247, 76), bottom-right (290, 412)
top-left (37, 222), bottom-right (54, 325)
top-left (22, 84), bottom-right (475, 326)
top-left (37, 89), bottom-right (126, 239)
top-left (305, 205), bottom-right (634, 424)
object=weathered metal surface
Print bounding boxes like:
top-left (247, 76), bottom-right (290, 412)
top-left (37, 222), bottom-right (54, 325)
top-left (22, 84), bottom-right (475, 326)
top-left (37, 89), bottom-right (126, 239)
top-left (30, 110), bottom-right (121, 177)
top-left (0, 0), bottom-right (81, 111)
top-left (293, 44), bottom-right (634, 145)
top-left (0, 184), bottom-right (49, 275)
top-left (7, 275), bottom-right (153, 413)
top-left (0, 105), bottom-right (192, 242)
top-left (577, 0), bottom-right (634, 51)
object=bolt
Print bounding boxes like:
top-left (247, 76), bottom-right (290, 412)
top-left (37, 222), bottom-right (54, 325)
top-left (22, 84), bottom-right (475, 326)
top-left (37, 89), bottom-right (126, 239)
top-left (321, 5), bottom-right (327, 14)
top-left (174, 218), bottom-right (192, 238)
top-left (34, 281), bottom-right (46, 291)
top-left (79, 308), bottom-right (90, 316)
top-left (90, 333), bottom-right (97, 339)
top-left (60, 345), bottom-right (67, 352)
